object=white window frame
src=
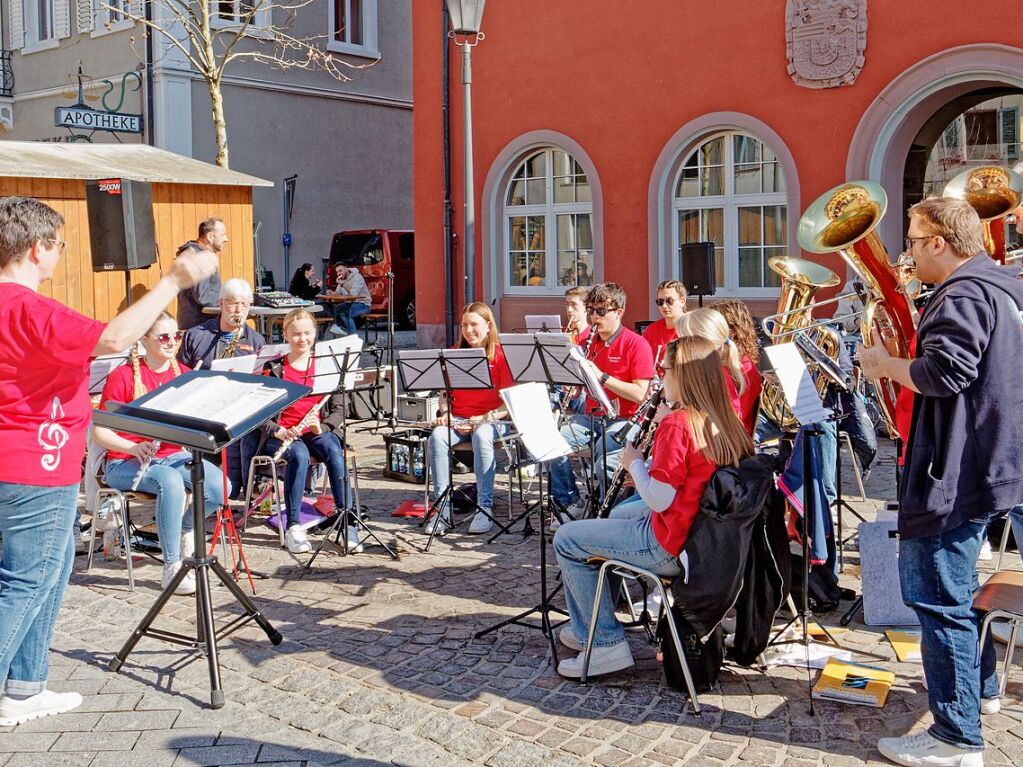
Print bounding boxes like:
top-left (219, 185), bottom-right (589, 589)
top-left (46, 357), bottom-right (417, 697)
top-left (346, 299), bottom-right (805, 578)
top-left (22, 0), bottom-right (59, 52)
top-left (672, 130), bottom-right (787, 298)
top-left (327, 0), bottom-right (379, 59)
top-left (90, 0), bottom-right (133, 37)
top-left (210, 0), bottom-right (271, 33)
top-left (502, 147), bottom-right (595, 296)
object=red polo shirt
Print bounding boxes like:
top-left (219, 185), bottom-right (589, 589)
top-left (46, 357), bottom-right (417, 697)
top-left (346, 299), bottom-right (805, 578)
top-left (641, 320), bottom-right (677, 362)
top-left (585, 327), bottom-right (655, 419)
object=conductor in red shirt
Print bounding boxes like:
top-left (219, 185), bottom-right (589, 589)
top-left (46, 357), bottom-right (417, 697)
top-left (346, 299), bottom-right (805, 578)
top-left (0, 197), bottom-right (217, 727)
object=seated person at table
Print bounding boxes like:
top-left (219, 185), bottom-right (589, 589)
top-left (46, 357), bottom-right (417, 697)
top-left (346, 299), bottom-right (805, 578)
top-left (329, 263), bottom-right (372, 335)
top-left (250, 309), bottom-right (357, 554)
top-left (675, 308), bottom-right (747, 421)
top-left (713, 300), bottom-right (763, 436)
top-left (553, 336), bottom-right (754, 678)
top-left (641, 279), bottom-right (687, 359)
top-left (93, 313), bottom-right (228, 596)
top-left (427, 302), bottom-right (513, 536)
top-left (288, 263), bottom-right (322, 301)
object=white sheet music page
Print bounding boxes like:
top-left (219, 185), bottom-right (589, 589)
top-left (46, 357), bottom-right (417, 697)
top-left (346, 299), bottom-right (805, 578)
top-left (501, 383), bottom-right (571, 462)
top-left (525, 315), bottom-right (563, 333)
top-left (254, 343), bottom-right (290, 367)
top-left (567, 345), bottom-right (617, 418)
top-left (313, 335), bottom-right (364, 394)
top-left (763, 343), bottom-right (831, 425)
top-left (210, 354), bottom-right (257, 374)
top-left (89, 348), bottom-right (133, 395)
top-left (141, 376), bottom-right (287, 428)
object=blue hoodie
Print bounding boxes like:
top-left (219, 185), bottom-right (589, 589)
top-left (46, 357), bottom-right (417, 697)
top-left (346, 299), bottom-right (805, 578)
top-left (900, 254), bottom-right (1023, 539)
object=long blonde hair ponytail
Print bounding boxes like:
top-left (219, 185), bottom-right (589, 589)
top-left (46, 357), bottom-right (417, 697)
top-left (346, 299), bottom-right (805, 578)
top-left (675, 308), bottom-right (746, 395)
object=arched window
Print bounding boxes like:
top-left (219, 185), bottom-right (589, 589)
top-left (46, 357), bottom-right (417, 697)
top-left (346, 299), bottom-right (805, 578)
top-left (503, 148), bottom-right (594, 293)
top-left (673, 132), bottom-right (787, 294)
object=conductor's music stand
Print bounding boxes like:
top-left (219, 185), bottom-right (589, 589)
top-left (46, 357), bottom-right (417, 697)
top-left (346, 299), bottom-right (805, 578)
top-left (93, 370), bottom-right (309, 709)
top-left (396, 348), bottom-right (515, 551)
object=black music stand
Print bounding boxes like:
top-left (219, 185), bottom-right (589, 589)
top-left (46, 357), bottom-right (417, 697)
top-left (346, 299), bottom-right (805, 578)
top-left (396, 348), bottom-right (515, 551)
top-left (93, 370), bottom-right (309, 708)
top-left (300, 341), bottom-right (398, 564)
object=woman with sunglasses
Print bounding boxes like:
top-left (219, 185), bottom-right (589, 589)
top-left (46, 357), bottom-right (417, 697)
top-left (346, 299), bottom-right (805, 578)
top-left (642, 280), bottom-right (687, 360)
top-left (553, 336), bottom-right (754, 678)
top-left (93, 313), bottom-right (228, 596)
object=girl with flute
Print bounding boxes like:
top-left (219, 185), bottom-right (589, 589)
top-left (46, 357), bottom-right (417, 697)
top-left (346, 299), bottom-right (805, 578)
top-left (553, 336), bottom-right (754, 678)
top-left (94, 312), bottom-right (227, 596)
top-left (426, 302), bottom-right (514, 536)
top-left (252, 308), bottom-right (355, 554)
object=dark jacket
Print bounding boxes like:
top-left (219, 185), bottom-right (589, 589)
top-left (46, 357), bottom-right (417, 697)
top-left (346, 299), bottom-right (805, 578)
top-left (175, 241), bottom-right (221, 329)
top-left (178, 317), bottom-right (266, 370)
top-left (900, 254), bottom-right (1023, 539)
top-left (288, 272), bottom-right (321, 301)
top-left (671, 453), bottom-right (788, 666)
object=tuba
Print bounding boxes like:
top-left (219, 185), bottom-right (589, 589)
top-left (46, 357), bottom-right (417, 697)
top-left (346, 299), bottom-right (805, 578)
top-left (759, 257), bottom-right (842, 431)
top-left (943, 165), bottom-right (1023, 263)
top-left (797, 181), bottom-right (916, 439)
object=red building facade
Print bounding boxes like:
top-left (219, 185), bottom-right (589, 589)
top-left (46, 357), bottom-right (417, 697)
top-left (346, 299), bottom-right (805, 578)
top-left (412, 2), bottom-right (1023, 342)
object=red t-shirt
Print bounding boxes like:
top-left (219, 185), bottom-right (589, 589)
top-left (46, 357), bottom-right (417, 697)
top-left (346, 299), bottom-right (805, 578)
top-left (738, 355), bottom-right (762, 435)
top-left (99, 362), bottom-right (191, 461)
top-left (647, 409), bottom-right (718, 556)
top-left (585, 328), bottom-right (655, 419)
top-left (0, 284), bottom-right (106, 486)
top-left (451, 345), bottom-right (514, 418)
top-left (276, 357), bottom-right (323, 430)
top-left (641, 320), bottom-right (677, 362)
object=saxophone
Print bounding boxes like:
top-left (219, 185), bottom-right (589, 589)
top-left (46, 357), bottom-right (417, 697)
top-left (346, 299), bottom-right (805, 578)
top-left (595, 389), bottom-right (663, 518)
top-left (219, 331), bottom-right (242, 359)
top-left (272, 396), bottom-right (331, 461)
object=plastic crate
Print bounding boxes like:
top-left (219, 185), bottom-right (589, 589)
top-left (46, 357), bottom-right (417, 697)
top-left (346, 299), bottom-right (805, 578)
top-left (383, 430), bottom-right (429, 484)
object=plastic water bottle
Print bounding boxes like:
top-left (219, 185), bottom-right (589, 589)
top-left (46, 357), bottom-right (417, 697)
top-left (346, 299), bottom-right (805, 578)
top-left (412, 449), bottom-right (424, 480)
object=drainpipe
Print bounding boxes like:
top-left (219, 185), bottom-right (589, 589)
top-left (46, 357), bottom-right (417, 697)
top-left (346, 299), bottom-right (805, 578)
top-left (441, 2), bottom-right (455, 346)
top-left (144, 0), bottom-right (155, 145)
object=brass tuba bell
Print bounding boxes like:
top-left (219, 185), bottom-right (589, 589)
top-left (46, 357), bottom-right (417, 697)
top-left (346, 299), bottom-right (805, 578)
top-left (943, 165), bottom-right (1023, 263)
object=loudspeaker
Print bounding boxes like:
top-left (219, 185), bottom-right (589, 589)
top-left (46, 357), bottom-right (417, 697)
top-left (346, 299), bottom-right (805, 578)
top-left (679, 241), bottom-right (716, 296)
top-left (86, 178), bottom-right (157, 271)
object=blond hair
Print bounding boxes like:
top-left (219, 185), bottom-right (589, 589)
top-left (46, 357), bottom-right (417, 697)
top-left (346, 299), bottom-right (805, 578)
top-left (675, 307), bottom-right (746, 395)
top-left (458, 302), bottom-right (501, 360)
top-left (714, 299), bottom-right (760, 365)
top-left (665, 336), bottom-right (753, 467)
top-left (908, 197), bottom-right (985, 258)
top-left (281, 307), bottom-right (315, 335)
top-left (131, 312), bottom-right (181, 398)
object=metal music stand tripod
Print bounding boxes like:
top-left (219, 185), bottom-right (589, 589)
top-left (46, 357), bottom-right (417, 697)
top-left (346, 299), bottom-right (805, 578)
top-left (396, 347), bottom-right (516, 552)
top-left (93, 370), bottom-right (309, 708)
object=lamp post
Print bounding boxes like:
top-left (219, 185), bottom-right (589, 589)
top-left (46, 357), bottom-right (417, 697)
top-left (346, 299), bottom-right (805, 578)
top-left (445, 0), bottom-right (486, 306)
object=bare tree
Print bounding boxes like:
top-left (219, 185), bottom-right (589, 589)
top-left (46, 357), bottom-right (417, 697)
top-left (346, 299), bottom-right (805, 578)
top-left (109, 0), bottom-right (362, 168)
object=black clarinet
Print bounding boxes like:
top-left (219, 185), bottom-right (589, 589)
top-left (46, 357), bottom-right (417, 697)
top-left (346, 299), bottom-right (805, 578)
top-left (595, 389), bottom-right (663, 518)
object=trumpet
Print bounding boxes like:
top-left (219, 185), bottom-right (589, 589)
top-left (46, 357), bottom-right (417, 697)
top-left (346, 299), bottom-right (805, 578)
top-left (273, 396), bottom-right (330, 460)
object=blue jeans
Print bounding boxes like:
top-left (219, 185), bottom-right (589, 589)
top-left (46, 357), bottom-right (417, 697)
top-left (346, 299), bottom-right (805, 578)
top-left (105, 451), bottom-right (226, 565)
top-left (0, 481), bottom-right (77, 696)
top-left (263, 432), bottom-right (348, 528)
top-left (549, 415), bottom-right (638, 506)
top-left (553, 502), bottom-right (679, 647)
top-left (899, 517), bottom-right (1000, 750)
top-left (334, 302), bottom-right (371, 334)
top-left (429, 422), bottom-right (508, 511)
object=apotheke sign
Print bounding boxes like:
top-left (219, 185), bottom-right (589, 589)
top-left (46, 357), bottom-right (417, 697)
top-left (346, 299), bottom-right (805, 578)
top-left (54, 106), bottom-right (143, 134)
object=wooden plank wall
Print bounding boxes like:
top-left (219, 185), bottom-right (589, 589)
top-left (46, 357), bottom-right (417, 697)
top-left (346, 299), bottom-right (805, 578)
top-left (0, 177), bottom-right (255, 321)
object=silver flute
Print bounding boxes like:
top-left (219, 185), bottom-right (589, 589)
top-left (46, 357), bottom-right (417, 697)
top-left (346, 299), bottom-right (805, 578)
top-left (130, 441), bottom-right (161, 491)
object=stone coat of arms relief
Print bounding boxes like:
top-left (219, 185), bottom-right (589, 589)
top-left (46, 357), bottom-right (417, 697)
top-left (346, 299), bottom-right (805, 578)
top-left (786, 0), bottom-right (867, 89)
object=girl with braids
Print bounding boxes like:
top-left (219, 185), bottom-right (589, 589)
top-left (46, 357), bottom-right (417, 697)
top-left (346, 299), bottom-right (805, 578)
top-left (93, 313), bottom-right (227, 596)
top-left (714, 300), bottom-right (763, 435)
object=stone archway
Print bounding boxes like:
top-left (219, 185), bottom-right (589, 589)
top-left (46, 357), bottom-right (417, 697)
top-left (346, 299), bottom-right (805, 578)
top-left (847, 44), bottom-right (1023, 253)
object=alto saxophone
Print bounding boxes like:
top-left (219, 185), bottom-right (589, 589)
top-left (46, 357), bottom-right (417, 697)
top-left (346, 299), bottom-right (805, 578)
top-left (596, 389), bottom-right (663, 518)
top-left (219, 331), bottom-right (243, 359)
top-left (273, 396), bottom-right (331, 461)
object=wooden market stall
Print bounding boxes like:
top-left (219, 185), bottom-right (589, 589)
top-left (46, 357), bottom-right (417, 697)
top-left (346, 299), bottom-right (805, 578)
top-left (0, 142), bottom-right (273, 320)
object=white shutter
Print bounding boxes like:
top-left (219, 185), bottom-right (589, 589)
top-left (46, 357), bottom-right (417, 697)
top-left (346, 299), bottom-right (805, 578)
top-left (77, 0), bottom-right (94, 33)
top-left (129, 0), bottom-right (143, 18)
top-left (9, 0), bottom-right (24, 49)
top-left (54, 0), bottom-right (72, 38)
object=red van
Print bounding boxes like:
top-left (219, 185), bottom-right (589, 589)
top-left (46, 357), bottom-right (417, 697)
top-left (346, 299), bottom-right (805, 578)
top-left (326, 229), bottom-right (416, 328)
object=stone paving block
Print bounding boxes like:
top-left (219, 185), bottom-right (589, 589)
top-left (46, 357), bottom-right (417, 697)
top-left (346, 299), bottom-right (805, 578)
top-left (90, 750), bottom-right (178, 767)
top-left (134, 728), bottom-right (219, 750)
top-left (51, 730), bottom-right (141, 751)
top-left (174, 743), bottom-right (262, 765)
top-left (12, 712), bottom-right (102, 733)
top-left (3, 752), bottom-right (95, 767)
top-left (96, 709), bottom-right (180, 731)
top-left (0, 733), bottom-right (59, 753)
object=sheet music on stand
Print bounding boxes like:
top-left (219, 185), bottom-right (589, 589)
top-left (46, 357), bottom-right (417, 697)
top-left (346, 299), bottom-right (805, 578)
top-left (311, 335), bottom-right (363, 394)
top-left (396, 347), bottom-right (490, 391)
top-left (501, 383), bottom-right (571, 463)
top-left (525, 314), bottom-right (563, 333)
top-left (763, 343), bottom-right (831, 425)
top-left (142, 374), bottom-right (289, 429)
top-left (89, 347), bottom-right (136, 395)
top-left (210, 354), bottom-right (257, 374)
top-left (499, 333), bottom-right (616, 418)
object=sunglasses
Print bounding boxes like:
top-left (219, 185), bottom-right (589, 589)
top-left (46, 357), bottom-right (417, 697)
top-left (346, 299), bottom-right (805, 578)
top-left (153, 331), bottom-right (185, 344)
top-left (586, 305), bottom-right (618, 317)
top-left (655, 297), bottom-right (677, 307)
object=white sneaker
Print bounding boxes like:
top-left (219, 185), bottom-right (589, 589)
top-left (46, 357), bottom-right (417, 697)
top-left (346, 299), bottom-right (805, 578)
top-left (981, 697), bottom-right (1001, 715)
top-left (468, 510), bottom-right (494, 535)
top-left (558, 624), bottom-right (585, 651)
top-left (550, 502), bottom-right (586, 531)
top-left (285, 525), bottom-right (312, 554)
top-left (161, 561), bottom-right (196, 596)
top-left (978, 539), bottom-right (993, 561)
top-left (327, 323), bottom-right (345, 337)
top-left (557, 641), bottom-right (634, 679)
top-left (877, 731), bottom-right (984, 766)
top-left (345, 525), bottom-right (364, 554)
top-left (180, 531), bottom-right (195, 560)
top-left (990, 620), bottom-right (1023, 648)
top-left (0, 690), bottom-right (84, 726)
top-left (424, 511), bottom-right (450, 536)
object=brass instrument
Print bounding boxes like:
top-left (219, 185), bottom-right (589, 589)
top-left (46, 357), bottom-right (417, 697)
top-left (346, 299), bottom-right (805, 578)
top-left (219, 332), bottom-right (242, 359)
top-left (796, 180), bottom-right (916, 438)
top-left (595, 389), bottom-right (663, 519)
top-left (759, 256), bottom-right (843, 431)
top-left (273, 396), bottom-right (330, 461)
top-left (943, 165), bottom-right (1023, 263)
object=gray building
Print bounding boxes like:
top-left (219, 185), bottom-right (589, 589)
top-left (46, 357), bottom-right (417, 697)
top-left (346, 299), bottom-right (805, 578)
top-left (0, 0), bottom-right (412, 285)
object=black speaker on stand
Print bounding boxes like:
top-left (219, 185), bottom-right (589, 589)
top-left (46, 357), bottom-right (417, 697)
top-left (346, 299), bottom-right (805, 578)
top-left (679, 241), bottom-right (716, 307)
top-left (86, 178), bottom-right (157, 306)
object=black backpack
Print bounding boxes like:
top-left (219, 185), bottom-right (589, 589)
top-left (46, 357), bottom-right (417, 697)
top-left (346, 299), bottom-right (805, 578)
top-left (656, 608), bottom-right (724, 694)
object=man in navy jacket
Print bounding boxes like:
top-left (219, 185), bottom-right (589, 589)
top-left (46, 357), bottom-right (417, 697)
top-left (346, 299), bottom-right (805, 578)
top-left (862, 197), bottom-right (1023, 767)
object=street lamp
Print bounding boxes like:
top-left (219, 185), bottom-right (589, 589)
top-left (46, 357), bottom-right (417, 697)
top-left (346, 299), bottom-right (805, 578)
top-left (445, 0), bottom-right (486, 305)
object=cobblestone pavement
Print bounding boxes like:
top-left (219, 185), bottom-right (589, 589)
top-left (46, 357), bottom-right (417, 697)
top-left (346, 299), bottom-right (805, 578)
top-left (2, 426), bottom-right (1022, 766)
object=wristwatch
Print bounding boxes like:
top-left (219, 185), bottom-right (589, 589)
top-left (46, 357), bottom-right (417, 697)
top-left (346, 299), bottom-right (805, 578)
top-left (599, 372), bottom-right (610, 385)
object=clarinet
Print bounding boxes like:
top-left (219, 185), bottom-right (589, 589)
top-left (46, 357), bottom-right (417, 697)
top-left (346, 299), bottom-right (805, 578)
top-left (130, 441), bottom-right (161, 491)
top-left (611, 379), bottom-right (663, 446)
top-left (595, 390), bottom-right (663, 518)
top-left (559, 329), bottom-right (599, 413)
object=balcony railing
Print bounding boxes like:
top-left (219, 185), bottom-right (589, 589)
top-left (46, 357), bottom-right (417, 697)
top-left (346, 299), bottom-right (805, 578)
top-left (0, 51), bottom-right (13, 98)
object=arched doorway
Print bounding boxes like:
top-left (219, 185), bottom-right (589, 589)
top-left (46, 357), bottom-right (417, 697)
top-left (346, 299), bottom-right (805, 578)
top-left (847, 44), bottom-right (1023, 254)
